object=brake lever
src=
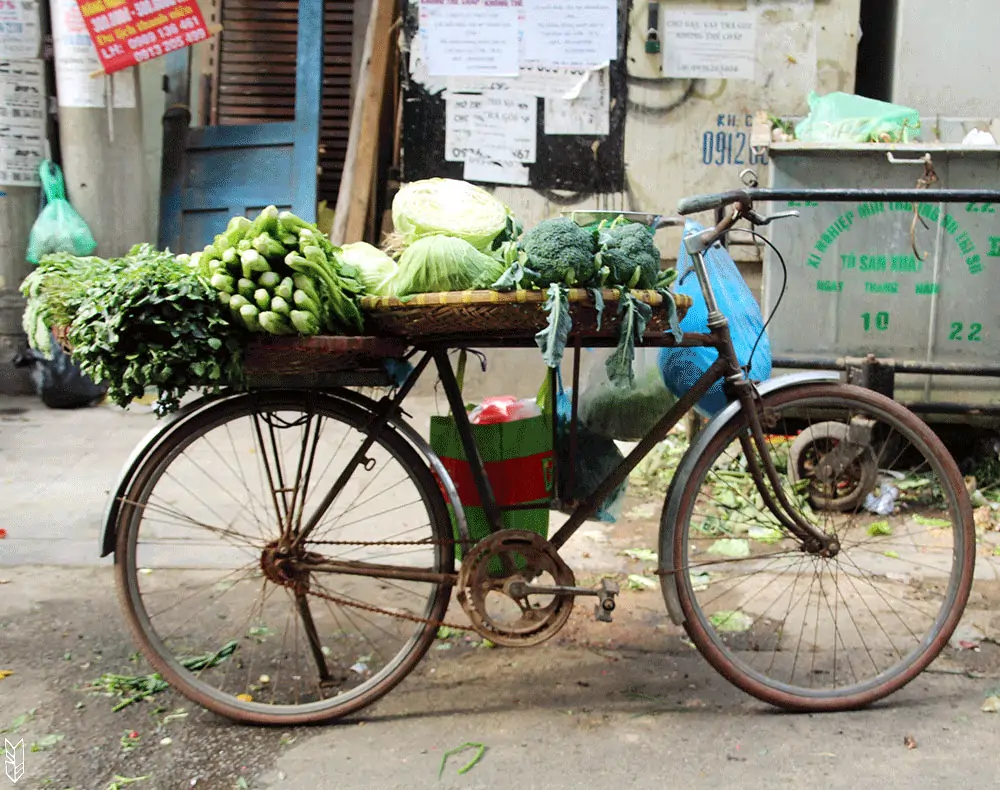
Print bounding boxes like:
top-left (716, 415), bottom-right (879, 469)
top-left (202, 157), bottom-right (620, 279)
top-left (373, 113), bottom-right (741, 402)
top-left (745, 209), bottom-right (800, 227)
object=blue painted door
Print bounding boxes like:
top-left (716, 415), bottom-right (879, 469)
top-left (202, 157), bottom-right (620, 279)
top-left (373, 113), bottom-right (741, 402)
top-left (158, 0), bottom-right (323, 253)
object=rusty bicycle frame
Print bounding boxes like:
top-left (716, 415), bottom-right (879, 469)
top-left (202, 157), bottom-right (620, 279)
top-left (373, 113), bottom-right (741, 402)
top-left (289, 192), bottom-right (847, 585)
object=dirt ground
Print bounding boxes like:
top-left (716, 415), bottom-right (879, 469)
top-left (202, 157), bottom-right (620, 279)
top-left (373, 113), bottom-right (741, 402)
top-left (4, 495), bottom-right (1000, 790)
top-left (4, 396), bottom-right (1000, 789)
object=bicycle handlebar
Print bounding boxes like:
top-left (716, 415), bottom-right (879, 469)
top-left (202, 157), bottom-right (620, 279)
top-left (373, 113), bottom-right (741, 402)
top-left (676, 189), bottom-right (751, 216)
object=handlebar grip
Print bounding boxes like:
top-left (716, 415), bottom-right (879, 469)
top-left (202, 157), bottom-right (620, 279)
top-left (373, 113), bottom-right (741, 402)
top-left (677, 190), bottom-right (749, 216)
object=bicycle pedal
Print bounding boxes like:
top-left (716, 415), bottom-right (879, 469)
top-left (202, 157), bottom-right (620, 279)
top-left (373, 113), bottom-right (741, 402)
top-left (593, 578), bottom-right (619, 623)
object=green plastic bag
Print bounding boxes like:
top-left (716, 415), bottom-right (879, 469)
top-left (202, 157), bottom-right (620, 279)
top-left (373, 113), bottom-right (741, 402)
top-left (794, 92), bottom-right (921, 144)
top-left (26, 161), bottom-right (97, 263)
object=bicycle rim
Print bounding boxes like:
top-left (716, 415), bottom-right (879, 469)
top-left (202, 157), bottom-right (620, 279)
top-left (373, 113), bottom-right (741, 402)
top-left (668, 383), bottom-right (975, 711)
top-left (115, 392), bottom-right (454, 724)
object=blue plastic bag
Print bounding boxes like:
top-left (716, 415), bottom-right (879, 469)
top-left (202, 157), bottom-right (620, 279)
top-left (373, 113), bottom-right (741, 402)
top-left (659, 220), bottom-right (771, 417)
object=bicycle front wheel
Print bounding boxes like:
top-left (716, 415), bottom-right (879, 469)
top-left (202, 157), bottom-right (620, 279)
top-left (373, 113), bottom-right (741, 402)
top-left (666, 383), bottom-right (975, 711)
top-left (114, 391), bottom-right (454, 725)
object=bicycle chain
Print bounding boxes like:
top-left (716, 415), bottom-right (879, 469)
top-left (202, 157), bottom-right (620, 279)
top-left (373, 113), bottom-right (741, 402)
top-left (302, 536), bottom-right (476, 632)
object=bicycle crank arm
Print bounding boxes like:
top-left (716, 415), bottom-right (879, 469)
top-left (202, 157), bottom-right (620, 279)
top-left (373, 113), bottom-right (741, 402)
top-left (506, 581), bottom-right (598, 597)
top-left (507, 578), bottom-right (620, 623)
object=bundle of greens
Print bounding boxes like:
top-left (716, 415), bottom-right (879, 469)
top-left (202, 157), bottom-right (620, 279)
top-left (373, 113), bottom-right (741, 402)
top-left (65, 244), bottom-right (244, 414)
top-left (20, 252), bottom-right (114, 357)
top-left (197, 206), bottom-right (364, 336)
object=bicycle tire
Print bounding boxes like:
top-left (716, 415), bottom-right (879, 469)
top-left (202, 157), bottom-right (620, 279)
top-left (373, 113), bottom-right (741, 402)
top-left (664, 382), bottom-right (975, 711)
top-left (114, 391), bottom-right (455, 725)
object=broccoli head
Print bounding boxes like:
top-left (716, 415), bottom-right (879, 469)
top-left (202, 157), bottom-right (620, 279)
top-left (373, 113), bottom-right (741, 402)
top-left (519, 217), bottom-right (598, 287)
top-left (596, 221), bottom-right (662, 289)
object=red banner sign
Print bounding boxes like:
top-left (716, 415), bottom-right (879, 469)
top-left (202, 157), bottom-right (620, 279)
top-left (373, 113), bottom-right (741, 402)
top-left (76, 0), bottom-right (211, 74)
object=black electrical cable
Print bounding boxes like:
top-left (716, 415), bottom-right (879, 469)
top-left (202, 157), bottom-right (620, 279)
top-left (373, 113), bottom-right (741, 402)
top-left (724, 226), bottom-right (788, 378)
top-left (626, 79), bottom-right (697, 117)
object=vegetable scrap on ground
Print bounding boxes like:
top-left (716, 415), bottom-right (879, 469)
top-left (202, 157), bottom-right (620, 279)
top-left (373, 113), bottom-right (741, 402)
top-left (21, 177), bottom-right (681, 416)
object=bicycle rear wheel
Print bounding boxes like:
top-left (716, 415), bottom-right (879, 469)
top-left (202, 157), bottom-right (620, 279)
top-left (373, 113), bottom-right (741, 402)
top-left (665, 383), bottom-right (975, 711)
top-left (114, 391), bottom-right (454, 724)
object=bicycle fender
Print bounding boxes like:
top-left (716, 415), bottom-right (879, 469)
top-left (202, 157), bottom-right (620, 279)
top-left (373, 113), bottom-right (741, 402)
top-left (100, 391), bottom-right (241, 557)
top-left (658, 372), bottom-right (841, 625)
top-left (100, 389), bottom-right (470, 557)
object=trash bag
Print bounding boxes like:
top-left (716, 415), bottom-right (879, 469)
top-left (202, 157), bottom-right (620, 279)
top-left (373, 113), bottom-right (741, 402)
top-left (26, 161), bottom-right (97, 263)
top-left (12, 332), bottom-right (107, 409)
top-left (659, 220), bottom-right (771, 417)
top-left (794, 91), bottom-right (920, 144)
top-left (578, 347), bottom-right (678, 441)
top-left (555, 383), bottom-right (627, 523)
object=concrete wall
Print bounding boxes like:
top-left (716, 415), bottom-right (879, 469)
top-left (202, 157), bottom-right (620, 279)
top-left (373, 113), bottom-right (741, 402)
top-left (890, 0), bottom-right (1000, 117)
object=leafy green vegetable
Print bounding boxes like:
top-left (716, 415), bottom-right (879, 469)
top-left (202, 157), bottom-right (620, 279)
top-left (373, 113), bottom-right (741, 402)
top-left (867, 520), bottom-right (892, 537)
top-left (392, 177), bottom-right (512, 252)
top-left (534, 283), bottom-right (571, 368)
top-left (707, 538), bottom-right (751, 558)
top-left (490, 240), bottom-right (535, 291)
top-left (519, 218), bottom-right (598, 287)
top-left (383, 235), bottom-right (506, 296)
top-left (709, 610), bottom-right (753, 632)
top-left (64, 244), bottom-right (245, 414)
top-left (595, 218), bottom-right (661, 288)
top-left (20, 252), bottom-right (114, 357)
top-left (605, 291), bottom-right (653, 387)
top-left (341, 242), bottom-right (397, 295)
top-left (912, 515), bottom-right (951, 528)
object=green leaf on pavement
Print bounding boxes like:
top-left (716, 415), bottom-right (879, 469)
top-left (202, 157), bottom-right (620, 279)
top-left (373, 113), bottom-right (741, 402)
top-left (709, 610), bottom-right (754, 633)
top-left (707, 538), bottom-right (751, 558)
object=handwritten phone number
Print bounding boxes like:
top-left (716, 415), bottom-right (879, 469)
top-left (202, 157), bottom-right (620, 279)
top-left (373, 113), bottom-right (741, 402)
top-left (131, 27), bottom-right (206, 60)
top-left (701, 131), bottom-right (767, 167)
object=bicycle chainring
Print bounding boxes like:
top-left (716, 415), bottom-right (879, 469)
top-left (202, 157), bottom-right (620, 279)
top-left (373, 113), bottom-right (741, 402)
top-left (456, 530), bottom-right (575, 648)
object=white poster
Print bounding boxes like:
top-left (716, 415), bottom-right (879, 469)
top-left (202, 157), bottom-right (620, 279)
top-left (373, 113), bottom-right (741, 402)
top-left (409, 31), bottom-right (598, 99)
top-left (420, 0), bottom-right (519, 77)
top-left (544, 67), bottom-right (609, 135)
top-left (463, 156), bottom-right (530, 186)
top-left (0, 0), bottom-right (41, 60)
top-left (662, 10), bottom-right (757, 80)
top-left (0, 58), bottom-right (45, 185)
top-left (50, 0), bottom-right (136, 108)
top-left (445, 91), bottom-right (537, 163)
top-left (522, 0), bottom-right (616, 69)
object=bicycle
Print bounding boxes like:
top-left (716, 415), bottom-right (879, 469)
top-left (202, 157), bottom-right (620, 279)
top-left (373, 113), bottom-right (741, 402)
top-left (103, 188), bottom-right (976, 724)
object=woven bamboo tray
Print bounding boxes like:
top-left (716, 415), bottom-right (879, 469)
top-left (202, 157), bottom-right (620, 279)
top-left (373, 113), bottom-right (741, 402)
top-left (360, 289), bottom-right (692, 339)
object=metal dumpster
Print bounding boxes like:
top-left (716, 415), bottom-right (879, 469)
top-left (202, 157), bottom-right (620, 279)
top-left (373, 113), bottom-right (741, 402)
top-left (761, 140), bottom-right (1000, 426)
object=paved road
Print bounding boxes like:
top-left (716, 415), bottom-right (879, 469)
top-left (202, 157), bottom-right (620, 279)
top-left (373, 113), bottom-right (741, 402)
top-left (3, 396), bottom-right (1000, 789)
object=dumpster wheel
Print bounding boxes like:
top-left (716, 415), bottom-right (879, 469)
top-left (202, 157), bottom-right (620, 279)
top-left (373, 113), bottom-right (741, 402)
top-left (787, 421), bottom-right (879, 513)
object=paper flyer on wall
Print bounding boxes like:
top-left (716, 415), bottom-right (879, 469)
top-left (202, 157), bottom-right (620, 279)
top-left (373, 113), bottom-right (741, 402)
top-left (444, 92), bottom-right (537, 164)
top-left (544, 67), bottom-right (609, 135)
top-left (0, 0), bottom-right (42, 59)
top-left (0, 58), bottom-right (45, 186)
top-left (522, 0), bottom-right (616, 68)
top-left (661, 10), bottom-right (757, 80)
top-left (419, 0), bottom-right (519, 77)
